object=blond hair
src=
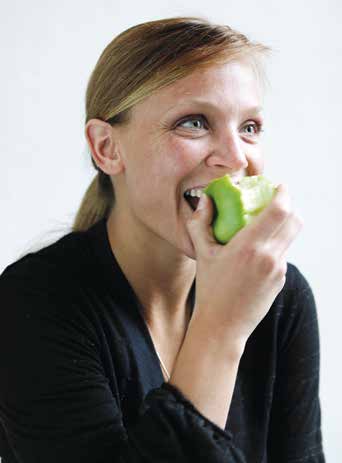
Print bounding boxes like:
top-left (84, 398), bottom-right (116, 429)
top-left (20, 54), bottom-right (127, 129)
top-left (73, 16), bottom-right (271, 232)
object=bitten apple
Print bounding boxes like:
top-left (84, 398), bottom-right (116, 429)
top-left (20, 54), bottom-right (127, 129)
top-left (203, 174), bottom-right (276, 244)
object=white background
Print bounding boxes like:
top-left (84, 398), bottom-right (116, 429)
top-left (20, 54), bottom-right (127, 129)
top-left (1, 0), bottom-right (341, 459)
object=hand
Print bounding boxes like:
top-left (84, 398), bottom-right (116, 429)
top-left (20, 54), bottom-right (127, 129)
top-left (186, 184), bottom-right (303, 346)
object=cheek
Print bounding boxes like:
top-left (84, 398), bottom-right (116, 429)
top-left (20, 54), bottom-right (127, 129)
top-left (126, 135), bottom-right (206, 202)
top-left (166, 137), bottom-right (205, 175)
top-left (246, 148), bottom-right (264, 176)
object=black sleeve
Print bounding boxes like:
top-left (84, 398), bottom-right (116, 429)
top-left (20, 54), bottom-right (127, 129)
top-left (0, 274), bottom-right (246, 463)
top-left (267, 263), bottom-right (326, 462)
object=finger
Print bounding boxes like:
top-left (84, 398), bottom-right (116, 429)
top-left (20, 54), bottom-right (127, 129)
top-left (270, 211), bottom-right (304, 259)
top-left (185, 193), bottom-right (217, 253)
top-left (245, 184), bottom-right (292, 243)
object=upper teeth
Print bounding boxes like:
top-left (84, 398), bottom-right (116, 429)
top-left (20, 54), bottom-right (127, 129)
top-left (185, 188), bottom-right (203, 198)
top-left (184, 178), bottom-right (241, 198)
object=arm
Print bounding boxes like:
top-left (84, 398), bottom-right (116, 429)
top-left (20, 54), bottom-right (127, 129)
top-left (169, 311), bottom-right (245, 430)
top-left (267, 263), bottom-right (326, 462)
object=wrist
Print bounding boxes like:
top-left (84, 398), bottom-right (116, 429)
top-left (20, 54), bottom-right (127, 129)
top-left (188, 310), bottom-right (247, 362)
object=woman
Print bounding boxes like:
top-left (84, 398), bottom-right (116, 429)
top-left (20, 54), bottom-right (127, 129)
top-left (0, 17), bottom-right (325, 462)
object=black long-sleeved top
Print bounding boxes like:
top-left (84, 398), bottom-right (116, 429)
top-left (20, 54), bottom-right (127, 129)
top-left (0, 217), bottom-right (325, 462)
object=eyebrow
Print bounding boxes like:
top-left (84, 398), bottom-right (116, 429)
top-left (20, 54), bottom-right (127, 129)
top-left (168, 98), bottom-right (264, 115)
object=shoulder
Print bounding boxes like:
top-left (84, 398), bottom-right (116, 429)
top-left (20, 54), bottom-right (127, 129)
top-left (281, 262), bottom-right (317, 311)
top-left (0, 228), bottom-right (92, 297)
top-left (284, 262), bottom-right (314, 294)
top-left (276, 262), bottom-right (319, 353)
top-left (0, 228), bottom-right (102, 349)
top-left (0, 228), bottom-right (98, 327)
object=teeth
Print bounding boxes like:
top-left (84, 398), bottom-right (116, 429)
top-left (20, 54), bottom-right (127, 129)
top-left (190, 189), bottom-right (203, 197)
top-left (185, 189), bottom-right (203, 198)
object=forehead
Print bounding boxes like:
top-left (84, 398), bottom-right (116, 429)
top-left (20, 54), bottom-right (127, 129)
top-left (133, 60), bottom-right (262, 118)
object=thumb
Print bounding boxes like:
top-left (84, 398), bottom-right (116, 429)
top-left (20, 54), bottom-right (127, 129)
top-left (186, 192), bottom-right (216, 250)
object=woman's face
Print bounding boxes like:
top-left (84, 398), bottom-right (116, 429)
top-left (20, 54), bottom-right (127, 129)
top-left (112, 59), bottom-right (265, 259)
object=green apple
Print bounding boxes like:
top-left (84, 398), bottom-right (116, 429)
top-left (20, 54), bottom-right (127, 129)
top-left (203, 174), bottom-right (276, 244)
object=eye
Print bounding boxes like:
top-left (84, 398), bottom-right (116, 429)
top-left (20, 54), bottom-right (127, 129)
top-left (242, 121), bottom-right (265, 137)
top-left (176, 115), bottom-right (208, 130)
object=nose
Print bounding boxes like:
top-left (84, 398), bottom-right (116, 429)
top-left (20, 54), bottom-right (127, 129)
top-left (205, 130), bottom-right (248, 171)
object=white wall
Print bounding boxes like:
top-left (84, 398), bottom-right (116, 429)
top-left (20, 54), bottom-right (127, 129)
top-left (1, 0), bottom-right (341, 459)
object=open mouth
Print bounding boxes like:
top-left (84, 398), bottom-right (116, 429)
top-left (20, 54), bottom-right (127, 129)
top-left (184, 195), bottom-right (200, 211)
top-left (183, 177), bottom-right (241, 211)
top-left (183, 189), bottom-right (202, 211)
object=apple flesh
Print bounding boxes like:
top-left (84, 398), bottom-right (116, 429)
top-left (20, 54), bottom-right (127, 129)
top-left (203, 174), bottom-right (276, 244)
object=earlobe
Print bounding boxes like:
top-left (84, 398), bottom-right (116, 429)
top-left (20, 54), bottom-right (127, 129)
top-left (85, 119), bottom-right (125, 175)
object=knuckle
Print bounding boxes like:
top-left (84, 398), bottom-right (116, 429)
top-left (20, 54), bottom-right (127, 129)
top-left (240, 246), bottom-right (287, 279)
top-left (279, 261), bottom-right (288, 280)
top-left (277, 261), bottom-right (288, 278)
top-left (287, 211), bottom-right (304, 234)
top-left (271, 202), bottom-right (291, 222)
top-left (239, 244), bottom-right (260, 262)
top-left (277, 275), bottom-right (287, 291)
top-left (259, 253), bottom-right (278, 274)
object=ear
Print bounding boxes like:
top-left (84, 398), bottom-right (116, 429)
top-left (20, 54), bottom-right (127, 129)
top-left (85, 119), bottom-right (125, 175)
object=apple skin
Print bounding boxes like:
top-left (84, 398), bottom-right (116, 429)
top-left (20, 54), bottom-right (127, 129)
top-left (203, 174), bottom-right (276, 244)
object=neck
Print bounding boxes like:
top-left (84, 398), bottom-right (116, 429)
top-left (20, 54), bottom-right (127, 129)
top-left (106, 207), bottom-right (196, 331)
